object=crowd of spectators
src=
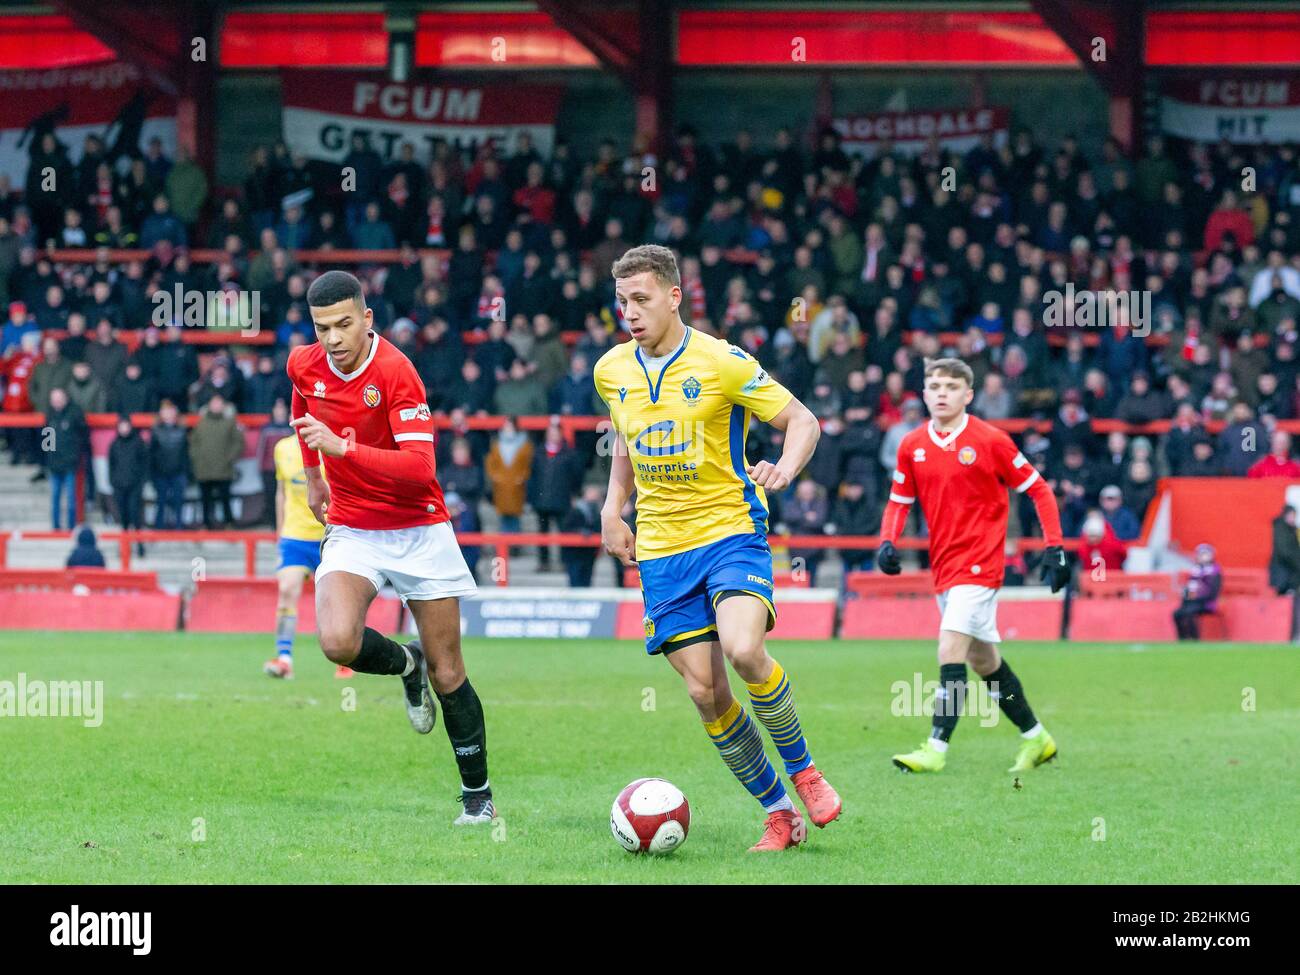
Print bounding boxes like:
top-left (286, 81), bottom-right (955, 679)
top-left (2, 119), bottom-right (1300, 581)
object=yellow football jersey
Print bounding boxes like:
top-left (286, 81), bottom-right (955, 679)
top-left (593, 327), bottom-right (793, 560)
top-left (274, 435), bottom-right (326, 543)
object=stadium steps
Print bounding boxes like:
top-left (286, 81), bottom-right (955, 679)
top-left (0, 458), bottom-right (586, 587)
top-left (0, 461), bottom-right (56, 527)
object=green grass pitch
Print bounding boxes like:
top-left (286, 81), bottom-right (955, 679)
top-left (1, 631), bottom-right (1296, 884)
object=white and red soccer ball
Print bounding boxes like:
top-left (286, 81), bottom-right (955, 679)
top-left (610, 778), bottom-right (690, 854)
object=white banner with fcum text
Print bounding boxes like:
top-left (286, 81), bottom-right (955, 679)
top-left (831, 106), bottom-right (1009, 158)
top-left (1161, 76), bottom-right (1300, 144)
top-left (0, 61), bottom-right (176, 187)
top-left (280, 70), bottom-right (563, 164)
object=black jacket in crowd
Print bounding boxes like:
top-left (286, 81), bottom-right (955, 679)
top-left (109, 374), bottom-right (159, 414)
top-left (108, 428), bottom-right (150, 494)
top-left (528, 447), bottom-right (586, 517)
top-left (45, 402), bottom-right (88, 476)
top-left (148, 419), bottom-right (191, 479)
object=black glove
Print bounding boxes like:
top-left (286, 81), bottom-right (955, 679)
top-left (877, 540), bottom-right (901, 575)
top-left (1041, 545), bottom-right (1071, 593)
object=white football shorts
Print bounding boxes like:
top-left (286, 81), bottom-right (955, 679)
top-left (936, 584), bottom-right (1001, 643)
top-left (316, 521), bottom-right (477, 603)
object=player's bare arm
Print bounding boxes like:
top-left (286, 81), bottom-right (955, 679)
top-left (600, 423), bottom-right (637, 566)
top-left (746, 398), bottom-right (821, 493)
top-left (291, 412), bottom-right (350, 457)
top-left (303, 463), bottom-right (330, 525)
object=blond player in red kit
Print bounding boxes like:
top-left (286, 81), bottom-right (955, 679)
top-left (877, 358), bottom-right (1071, 774)
top-left (288, 270), bottom-right (494, 825)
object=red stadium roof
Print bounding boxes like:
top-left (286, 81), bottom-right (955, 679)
top-left (2, 8), bottom-right (1299, 71)
top-left (0, 14), bottom-right (112, 68)
top-left (220, 12), bottom-right (388, 68)
top-left (676, 10), bottom-right (1077, 66)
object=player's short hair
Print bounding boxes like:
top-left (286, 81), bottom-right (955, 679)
top-left (611, 244), bottom-right (681, 289)
top-left (307, 270), bottom-right (365, 308)
top-left (923, 357), bottom-right (975, 387)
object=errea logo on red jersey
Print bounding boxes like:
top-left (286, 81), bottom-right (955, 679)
top-left (363, 384), bottom-right (381, 408)
top-left (913, 447), bottom-right (926, 463)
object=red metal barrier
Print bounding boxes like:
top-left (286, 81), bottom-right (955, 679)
top-left (0, 568), bottom-right (160, 591)
top-left (6, 411), bottom-right (1295, 438)
top-left (0, 567), bottom-right (179, 630)
top-left (187, 576), bottom-right (400, 633)
top-left (0, 530), bottom-right (276, 575)
top-left (0, 590), bottom-right (181, 630)
top-left (0, 529), bottom-right (1075, 583)
top-left (840, 597), bottom-right (1063, 640)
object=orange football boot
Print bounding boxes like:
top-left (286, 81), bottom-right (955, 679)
top-left (791, 766), bottom-right (842, 828)
top-left (748, 809), bottom-right (807, 852)
top-left (334, 665), bottom-right (355, 679)
top-left (263, 657), bottom-right (293, 679)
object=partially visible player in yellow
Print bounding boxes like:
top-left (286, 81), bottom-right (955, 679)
top-left (595, 245), bottom-right (842, 852)
top-left (263, 434), bottom-right (352, 679)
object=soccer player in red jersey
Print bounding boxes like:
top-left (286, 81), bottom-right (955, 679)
top-left (288, 270), bottom-right (494, 825)
top-left (876, 358), bottom-right (1071, 774)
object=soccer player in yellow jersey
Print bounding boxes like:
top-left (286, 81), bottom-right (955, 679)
top-left (595, 245), bottom-right (842, 852)
top-left (263, 434), bottom-right (352, 680)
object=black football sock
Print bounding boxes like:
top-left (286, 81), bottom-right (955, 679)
top-left (348, 627), bottom-right (411, 675)
top-left (930, 663), bottom-right (967, 744)
top-left (438, 678), bottom-right (489, 792)
top-left (982, 659), bottom-right (1039, 734)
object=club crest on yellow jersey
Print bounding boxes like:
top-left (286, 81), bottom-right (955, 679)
top-left (682, 376), bottom-right (702, 405)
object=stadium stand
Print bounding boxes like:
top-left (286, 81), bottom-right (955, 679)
top-left (1, 19), bottom-right (1299, 603)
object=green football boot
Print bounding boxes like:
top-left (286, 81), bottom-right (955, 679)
top-left (892, 739), bottom-right (946, 773)
top-left (1009, 729), bottom-right (1057, 772)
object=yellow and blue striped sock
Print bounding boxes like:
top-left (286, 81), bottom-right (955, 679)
top-left (703, 700), bottom-right (789, 810)
top-left (274, 609), bottom-right (297, 658)
top-left (746, 662), bottom-right (813, 776)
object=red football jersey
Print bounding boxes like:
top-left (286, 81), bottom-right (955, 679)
top-left (287, 333), bottom-right (447, 531)
top-left (889, 413), bottom-right (1041, 592)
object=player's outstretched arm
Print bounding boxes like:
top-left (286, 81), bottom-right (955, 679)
top-left (600, 426), bottom-right (637, 567)
top-left (876, 441), bottom-right (915, 574)
top-left (1022, 474), bottom-right (1064, 546)
top-left (746, 398), bottom-right (820, 492)
top-left (343, 439), bottom-right (437, 484)
top-left (291, 411), bottom-right (436, 485)
top-left (1013, 458), bottom-right (1070, 592)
